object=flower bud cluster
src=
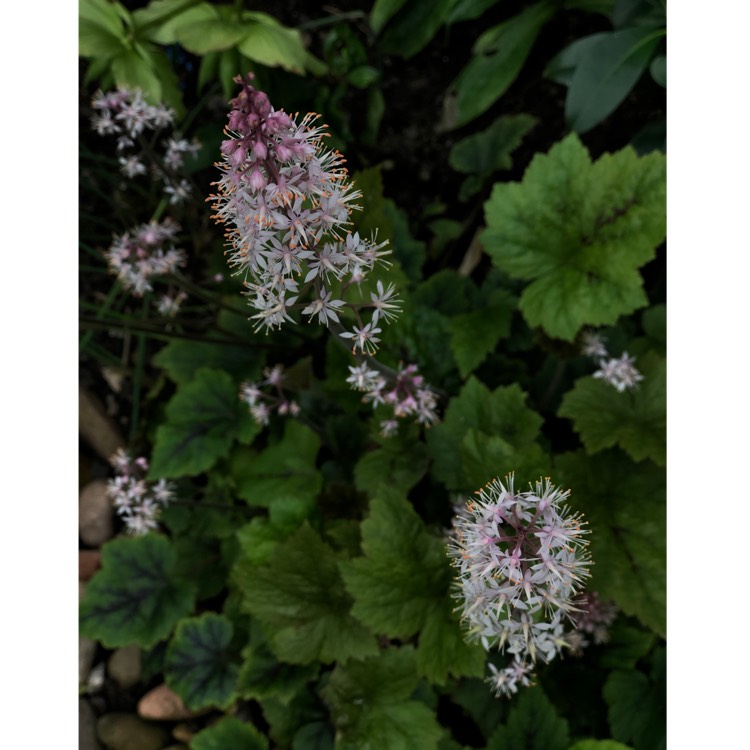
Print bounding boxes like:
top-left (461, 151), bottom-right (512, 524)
top-left (346, 361), bottom-right (439, 436)
top-left (104, 218), bottom-right (186, 297)
top-left (90, 88), bottom-right (201, 204)
top-left (107, 449), bottom-right (174, 535)
top-left (580, 330), bottom-right (644, 392)
top-left (447, 474), bottom-right (591, 697)
top-left (239, 364), bottom-right (300, 427)
top-left (567, 591), bottom-right (618, 652)
top-left (209, 74), bottom-right (397, 348)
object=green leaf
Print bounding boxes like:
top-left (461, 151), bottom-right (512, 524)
top-left (447, 0), bottom-right (502, 24)
top-left (133, 0), bottom-right (217, 44)
top-left (483, 134), bottom-right (666, 341)
top-left (238, 12), bottom-right (321, 74)
top-left (79, 0), bottom-right (129, 39)
top-left (603, 648), bottom-right (666, 750)
top-left (555, 450), bottom-right (665, 636)
top-left (153, 304), bottom-right (266, 385)
top-left (445, 2), bottom-right (557, 129)
top-left (234, 524), bottom-right (378, 664)
top-left (596, 620), bottom-right (656, 670)
top-left (354, 427), bottom-right (429, 496)
top-left (565, 27), bottom-right (665, 133)
top-left (175, 18), bottom-right (249, 54)
top-left (378, 0), bottom-right (456, 59)
top-left (347, 65), bottom-right (380, 88)
top-left (370, 0), bottom-right (409, 33)
top-left (650, 54), bottom-right (666, 86)
top-left (340, 489), bottom-right (485, 683)
top-left (190, 716), bottom-right (269, 750)
top-left (427, 377), bottom-right (543, 491)
top-left (292, 722), bottom-right (334, 750)
top-left (487, 686), bottom-right (570, 750)
top-left (237, 640), bottom-right (319, 703)
top-left (558, 351), bottom-right (665, 465)
top-left (80, 534), bottom-right (196, 649)
top-left (449, 114), bottom-right (537, 174)
top-left (150, 368), bottom-right (259, 479)
top-left (79, 18), bottom-right (127, 59)
top-left (230, 420), bottom-right (321, 507)
top-left (448, 290), bottom-right (515, 377)
top-left (320, 648), bottom-right (443, 750)
top-left (545, 33), bottom-right (610, 87)
top-left (110, 47), bottom-right (165, 104)
top-left (165, 613), bottom-right (238, 710)
top-left (569, 741), bottom-right (634, 750)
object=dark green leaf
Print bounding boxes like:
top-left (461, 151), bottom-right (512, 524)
top-left (80, 534), bottom-right (196, 649)
top-left (292, 722), bottom-right (335, 750)
top-left (545, 33), bottom-right (610, 87)
top-left (190, 716), bottom-right (269, 750)
top-left (166, 613), bottom-right (238, 710)
top-left (447, 0), bottom-right (502, 25)
top-left (558, 351), bottom-right (665, 465)
top-left (370, 0), bottom-right (410, 33)
top-left (234, 523), bottom-right (378, 664)
top-left (444, 2), bottom-right (557, 129)
top-left (321, 648), bottom-right (443, 750)
top-left (150, 368), bottom-right (259, 479)
top-left (555, 450), bottom-right (665, 636)
top-left (483, 134), bottom-right (666, 340)
top-left (565, 28), bottom-right (664, 133)
top-left (569, 741), bottom-right (634, 750)
top-left (237, 640), bottom-right (319, 703)
top-left (650, 54), bottom-right (666, 86)
top-left (487, 686), bottom-right (570, 750)
top-left (596, 620), bottom-right (656, 670)
top-left (449, 115), bottom-right (537, 174)
top-left (378, 0), bottom-right (456, 58)
top-left (354, 427), bottom-right (429, 496)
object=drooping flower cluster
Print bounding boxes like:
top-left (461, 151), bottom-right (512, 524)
top-left (447, 474), bottom-right (591, 697)
top-left (90, 87), bottom-right (201, 203)
top-left (208, 73), bottom-right (397, 348)
top-left (346, 361), bottom-right (439, 435)
top-left (239, 364), bottom-right (300, 427)
top-left (580, 329), bottom-right (644, 392)
top-left (104, 218), bottom-right (186, 297)
top-left (107, 449), bottom-right (174, 535)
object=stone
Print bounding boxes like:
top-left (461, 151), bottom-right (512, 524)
top-left (171, 724), bottom-right (193, 744)
top-left (80, 637), bottom-right (97, 685)
top-left (138, 684), bottom-right (195, 721)
top-left (108, 645), bottom-right (141, 689)
top-left (97, 713), bottom-right (168, 750)
top-left (79, 698), bottom-right (101, 750)
top-left (80, 480), bottom-right (113, 546)
top-left (80, 549), bottom-right (102, 581)
top-left (79, 385), bottom-right (126, 462)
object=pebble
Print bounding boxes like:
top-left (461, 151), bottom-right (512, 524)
top-left (79, 385), bottom-right (126, 462)
top-left (108, 645), bottom-right (141, 689)
top-left (171, 723), bottom-right (193, 743)
top-left (138, 684), bottom-right (195, 721)
top-left (80, 480), bottom-right (114, 546)
top-left (97, 713), bottom-right (168, 750)
top-left (79, 698), bottom-right (101, 750)
top-left (80, 637), bottom-right (97, 685)
top-left (80, 549), bottom-right (102, 580)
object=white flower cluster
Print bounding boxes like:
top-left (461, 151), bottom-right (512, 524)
top-left (90, 88), bottom-right (201, 204)
top-left (447, 474), bottom-right (591, 698)
top-left (346, 361), bottom-right (439, 436)
top-left (240, 364), bottom-right (300, 427)
top-left (107, 449), bottom-right (174, 535)
top-left (209, 74), bottom-right (398, 349)
top-left (580, 330), bottom-right (644, 392)
top-left (104, 218), bottom-right (186, 296)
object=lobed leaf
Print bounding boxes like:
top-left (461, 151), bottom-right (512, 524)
top-left (190, 716), bottom-right (269, 750)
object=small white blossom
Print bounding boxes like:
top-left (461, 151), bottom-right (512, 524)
top-left (593, 351), bottom-right (644, 392)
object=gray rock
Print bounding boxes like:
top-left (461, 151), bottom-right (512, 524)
top-left (80, 480), bottom-right (114, 546)
top-left (97, 713), bottom-right (168, 750)
top-left (79, 637), bottom-right (97, 685)
top-left (108, 645), bottom-right (141, 689)
top-left (79, 699), bottom-right (101, 750)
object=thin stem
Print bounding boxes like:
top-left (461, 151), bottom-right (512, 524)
top-left (129, 294), bottom-right (151, 443)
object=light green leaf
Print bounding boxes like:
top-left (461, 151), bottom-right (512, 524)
top-left (565, 27), bottom-right (665, 133)
top-left (233, 524), bottom-right (378, 664)
top-left (166, 613), bottom-right (238, 710)
top-left (449, 114), bottom-right (537, 174)
top-left (150, 368), bottom-right (259, 479)
top-left (445, 1), bottom-right (557, 129)
top-left (80, 0), bottom-right (129, 39)
top-left (558, 351), bottom-right (665, 465)
top-left (555, 450), bottom-right (665, 636)
top-left (321, 648), bottom-right (443, 750)
top-left (340, 489), bottom-right (485, 683)
top-left (110, 47), bottom-right (165, 103)
top-left (174, 18), bottom-right (249, 54)
top-left (79, 18), bottom-right (127, 59)
top-left (487, 686), bottom-right (570, 750)
top-left (483, 134), bottom-right (666, 340)
top-left (427, 377), bottom-right (543, 492)
top-left (190, 716), bottom-right (269, 750)
top-left (80, 534), bottom-right (196, 649)
top-left (230, 420), bottom-right (321, 507)
top-left (132, 0), bottom-right (217, 44)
